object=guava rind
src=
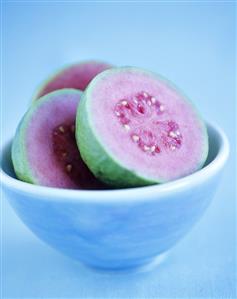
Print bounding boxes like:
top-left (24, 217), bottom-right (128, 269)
top-left (11, 115), bottom-right (36, 184)
top-left (76, 67), bottom-right (209, 188)
top-left (33, 60), bottom-right (112, 101)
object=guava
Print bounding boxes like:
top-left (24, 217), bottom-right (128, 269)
top-left (12, 89), bottom-right (107, 189)
top-left (76, 67), bottom-right (209, 187)
top-left (33, 60), bottom-right (112, 100)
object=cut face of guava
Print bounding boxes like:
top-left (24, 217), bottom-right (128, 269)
top-left (12, 89), bottom-right (107, 189)
top-left (76, 67), bottom-right (209, 187)
top-left (34, 61), bottom-right (112, 100)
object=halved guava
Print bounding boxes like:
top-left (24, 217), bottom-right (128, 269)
top-left (76, 67), bottom-right (209, 187)
top-left (34, 60), bottom-right (112, 100)
top-left (12, 89), bottom-right (107, 189)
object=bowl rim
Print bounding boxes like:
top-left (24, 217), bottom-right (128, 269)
top-left (0, 121), bottom-right (229, 203)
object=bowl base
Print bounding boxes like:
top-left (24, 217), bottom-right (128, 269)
top-left (83, 252), bottom-right (168, 274)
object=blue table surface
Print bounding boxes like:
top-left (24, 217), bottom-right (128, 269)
top-left (1, 2), bottom-right (236, 298)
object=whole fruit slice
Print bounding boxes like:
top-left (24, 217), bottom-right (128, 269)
top-left (34, 60), bottom-right (112, 100)
top-left (76, 67), bottom-right (209, 187)
top-left (12, 89), bottom-right (107, 189)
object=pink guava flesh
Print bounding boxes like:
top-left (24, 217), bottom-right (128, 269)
top-left (36, 61), bottom-right (112, 99)
top-left (26, 91), bottom-right (107, 189)
top-left (89, 69), bottom-right (208, 182)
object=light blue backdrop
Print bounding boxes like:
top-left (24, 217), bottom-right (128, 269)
top-left (2, 1), bottom-right (236, 298)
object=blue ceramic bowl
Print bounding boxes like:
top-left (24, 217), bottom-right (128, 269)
top-left (1, 122), bottom-right (229, 270)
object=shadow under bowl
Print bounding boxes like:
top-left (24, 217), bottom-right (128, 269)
top-left (1, 122), bottom-right (229, 270)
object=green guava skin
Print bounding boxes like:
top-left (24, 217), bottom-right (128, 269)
top-left (12, 89), bottom-right (82, 185)
top-left (11, 114), bottom-right (35, 184)
top-left (76, 67), bottom-right (209, 188)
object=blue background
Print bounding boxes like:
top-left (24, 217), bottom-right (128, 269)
top-left (2, 1), bottom-right (236, 298)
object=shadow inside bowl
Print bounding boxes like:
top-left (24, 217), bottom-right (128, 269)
top-left (1, 122), bottom-right (221, 189)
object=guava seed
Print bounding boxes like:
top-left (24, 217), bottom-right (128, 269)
top-left (114, 91), bottom-right (183, 155)
top-left (52, 123), bottom-right (99, 186)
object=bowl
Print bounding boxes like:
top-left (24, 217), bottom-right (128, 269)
top-left (1, 122), bottom-right (229, 270)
